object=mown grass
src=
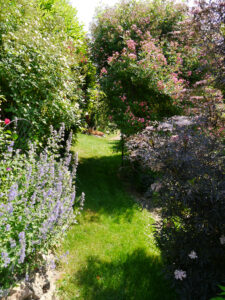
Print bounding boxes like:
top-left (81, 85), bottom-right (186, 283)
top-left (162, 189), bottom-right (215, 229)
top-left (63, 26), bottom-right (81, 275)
top-left (57, 133), bottom-right (176, 300)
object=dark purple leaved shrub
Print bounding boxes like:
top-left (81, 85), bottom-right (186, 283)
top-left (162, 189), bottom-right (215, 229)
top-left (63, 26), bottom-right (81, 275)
top-left (126, 116), bottom-right (225, 299)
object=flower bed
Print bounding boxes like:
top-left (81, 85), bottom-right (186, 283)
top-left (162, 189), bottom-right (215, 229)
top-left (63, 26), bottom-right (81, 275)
top-left (0, 123), bottom-right (84, 296)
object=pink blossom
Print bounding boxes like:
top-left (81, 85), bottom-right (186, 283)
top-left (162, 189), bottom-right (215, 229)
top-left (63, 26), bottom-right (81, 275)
top-left (176, 56), bottom-right (183, 64)
top-left (4, 118), bottom-right (10, 125)
top-left (157, 81), bottom-right (164, 91)
top-left (171, 73), bottom-right (178, 83)
top-left (218, 127), bottom-right (225, 133)
top-left (100, 67), bottom-right (107, 76)
top-left (131, 24), bottom-right (137, 31)
top-left (157, 53), bottom-right (167, 65)
top-left (120, 95), bottom-right (127, 102)
top-left (171, 135), bottom-right (179, 142)
top-left (126, 39), bottom-right (136, 51)
top-left (142, 41), bottom-right (157, 53)
top-left (136, 29), bottom-right (142, 36)
top-left (128, 53), bottom-right (137, 60)
top-left (107, 56), bottom-right (113, 64)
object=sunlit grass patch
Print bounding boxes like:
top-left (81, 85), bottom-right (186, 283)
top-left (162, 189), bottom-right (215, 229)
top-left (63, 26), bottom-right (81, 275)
top-left (57, 134), bottom-right (176, 300)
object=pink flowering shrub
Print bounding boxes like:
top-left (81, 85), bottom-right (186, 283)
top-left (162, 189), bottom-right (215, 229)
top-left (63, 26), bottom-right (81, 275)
top-left (91, 0), bottom-right (202, 135)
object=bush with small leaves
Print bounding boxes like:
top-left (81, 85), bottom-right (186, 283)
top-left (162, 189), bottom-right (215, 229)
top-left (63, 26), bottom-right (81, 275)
top-left (0, 0), bottom-right (88, 139)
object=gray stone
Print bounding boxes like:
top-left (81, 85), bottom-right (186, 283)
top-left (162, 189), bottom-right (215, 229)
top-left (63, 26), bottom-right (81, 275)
top-left (6, 284), bottom-right (33, 300)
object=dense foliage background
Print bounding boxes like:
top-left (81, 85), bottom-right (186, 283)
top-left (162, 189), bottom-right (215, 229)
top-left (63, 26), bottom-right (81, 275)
top-left (0, 0), bottom-right (99, 140)
top-left (0, 0), bottom-right (224, 298)
top-left (192, 0), bottom-right (225, 96)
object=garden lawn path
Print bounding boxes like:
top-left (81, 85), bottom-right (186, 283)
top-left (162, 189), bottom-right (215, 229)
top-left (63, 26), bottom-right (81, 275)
top-left (58, 133), bottom-right (176, 300)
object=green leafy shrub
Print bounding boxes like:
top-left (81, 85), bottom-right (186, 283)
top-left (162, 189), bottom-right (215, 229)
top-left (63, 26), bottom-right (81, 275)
top-left (0, 0), bottom-right (88, 139)
top-left (211, 286), bottom-right (225, 300)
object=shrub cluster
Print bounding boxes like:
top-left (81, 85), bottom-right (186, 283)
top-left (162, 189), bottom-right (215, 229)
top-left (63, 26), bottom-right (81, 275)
top-left (192, 0), bottom-right (225, 95)
top-left (0, 121), bottom-right (84, 295)
top-left (126, 116), bottom-right (225, 299)
top-left (91, 0), bottom-right (203, 135)
top-left (0, 0), bottom-right (94, 139)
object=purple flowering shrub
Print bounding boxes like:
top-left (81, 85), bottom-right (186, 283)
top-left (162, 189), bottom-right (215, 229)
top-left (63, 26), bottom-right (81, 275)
top-left (0, 124), bottom-right (84, 293)
top-left (126, 116), bottom-right (225, 299)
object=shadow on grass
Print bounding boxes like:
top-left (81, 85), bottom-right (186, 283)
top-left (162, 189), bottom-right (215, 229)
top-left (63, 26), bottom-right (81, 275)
top-left (68, 248), bottom-right (176, 300)
top-left (75, 151), bottom-right (137, 221)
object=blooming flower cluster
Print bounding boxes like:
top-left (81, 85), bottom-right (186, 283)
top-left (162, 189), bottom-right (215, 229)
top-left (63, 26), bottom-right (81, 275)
top-left (0, 123), bottom-right (84, 291)
top-left (188, 250), bottom-right (198, 259)
top-left (174, 269), bottom-right (187, 280)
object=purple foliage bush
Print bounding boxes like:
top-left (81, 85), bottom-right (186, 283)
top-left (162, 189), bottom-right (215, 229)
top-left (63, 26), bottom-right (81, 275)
top-left (0, 123), bottom-right (84, 295)
top-left (126, 116), bottom-right (225, 299)
top-left (192, 0), bottom-right (225, 94)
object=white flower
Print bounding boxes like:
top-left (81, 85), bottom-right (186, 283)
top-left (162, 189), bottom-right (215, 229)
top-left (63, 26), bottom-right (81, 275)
top-left (174, 269), bottom-right (187, 280)
top-left (219, 235), bottom-right (225, 245)
top-left (188, 250), bottom-right (198, 259)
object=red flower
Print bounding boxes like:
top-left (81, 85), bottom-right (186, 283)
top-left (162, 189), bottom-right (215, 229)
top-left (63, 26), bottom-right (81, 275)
top-left (4, 118), bottom-right (10, 125)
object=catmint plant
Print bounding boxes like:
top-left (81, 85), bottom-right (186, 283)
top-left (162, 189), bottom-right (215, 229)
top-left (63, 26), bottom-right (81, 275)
top-left (0, 123), bottom-right (84, 292)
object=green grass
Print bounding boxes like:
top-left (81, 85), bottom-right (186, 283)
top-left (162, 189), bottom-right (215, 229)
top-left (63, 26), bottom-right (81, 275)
top-left (58, 133), bottom-right (176, 300)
